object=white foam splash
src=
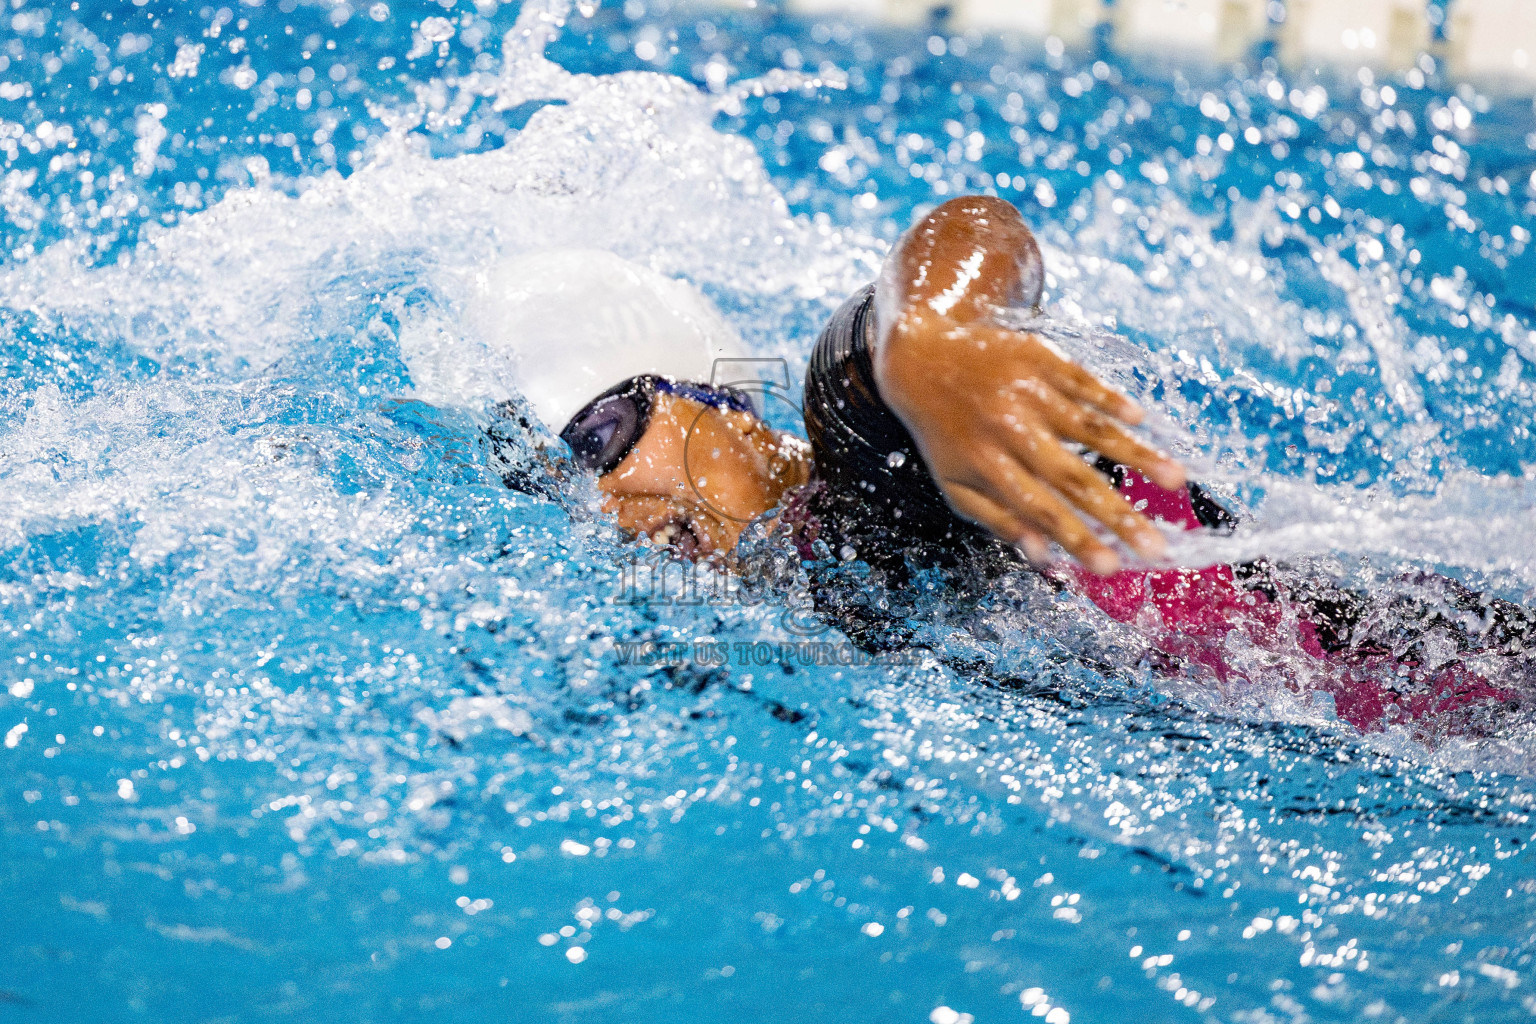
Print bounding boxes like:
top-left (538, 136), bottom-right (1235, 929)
top-left (1028, 182), bottom-right (1536, 592)
top-left (1, 0), bottom-right (868, 388)
top-left (2, 0), bottom-right (1534, 774)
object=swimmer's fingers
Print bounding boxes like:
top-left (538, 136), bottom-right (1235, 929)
top-left (1041, 402), bottom-right (1186, 492)
top-left (941, 484), bottom-right (1051, 564)
top-left (996, 431), bottom-right (1167, 562)
top-left (1015, 525), bottom-right (1051, 566)
top-left (1000, 329), bottom-right (1144, 423)
top-left (946, 452), bottom-right (1122, 574)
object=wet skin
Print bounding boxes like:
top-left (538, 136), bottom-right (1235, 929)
top-left (873, 195), bottom-right (1183, 573)
top-left (597, 391), bottom-right (812, 561)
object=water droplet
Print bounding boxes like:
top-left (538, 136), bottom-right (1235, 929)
top-left (886, 450), bottom-right (907, 468)
top-left (420, 16), bottom-right (455, 43)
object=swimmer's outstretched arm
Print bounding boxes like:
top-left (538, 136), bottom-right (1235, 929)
top-left (871, 195), bottom-right (1186, 574)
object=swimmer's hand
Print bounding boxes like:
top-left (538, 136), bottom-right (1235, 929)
top-left (872, 196), bottom-right (1186, 574)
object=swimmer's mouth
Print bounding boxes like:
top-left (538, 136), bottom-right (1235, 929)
top-left (646, 516), bottom-right (711, 559)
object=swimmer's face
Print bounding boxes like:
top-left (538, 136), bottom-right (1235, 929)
top-left (596, 393), bottom-right (811, 560)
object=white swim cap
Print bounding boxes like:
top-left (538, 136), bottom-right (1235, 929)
top-left (464, 249), bottom-right (751, 432)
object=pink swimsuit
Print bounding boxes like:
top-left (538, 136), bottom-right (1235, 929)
top-left (1066, 472), bottom-right (1515, 735)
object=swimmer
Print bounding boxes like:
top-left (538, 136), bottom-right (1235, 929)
top-left (476, 197), bottom-right (1536, 736)
top-left (477, 196), bottom-right (1183, 568)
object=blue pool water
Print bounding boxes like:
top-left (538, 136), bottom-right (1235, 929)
top-left (6, 0), bottom-right (1536, 1020)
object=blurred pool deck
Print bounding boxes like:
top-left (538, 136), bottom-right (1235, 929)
top-left (704, 0), bottom-right (1536, 92)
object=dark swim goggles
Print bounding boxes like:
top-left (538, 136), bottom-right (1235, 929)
top-left (559, 374), bottom-right (756, 476)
